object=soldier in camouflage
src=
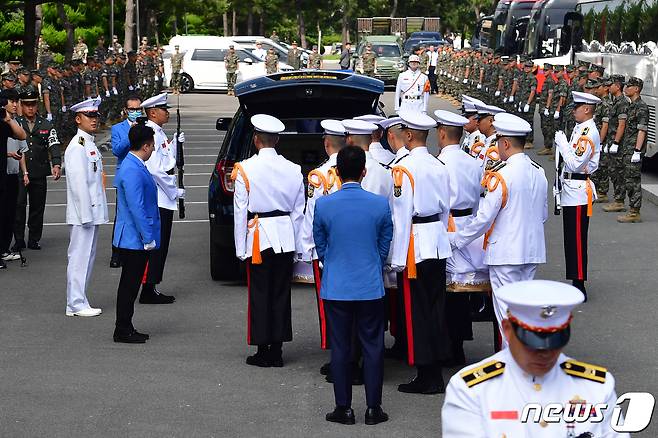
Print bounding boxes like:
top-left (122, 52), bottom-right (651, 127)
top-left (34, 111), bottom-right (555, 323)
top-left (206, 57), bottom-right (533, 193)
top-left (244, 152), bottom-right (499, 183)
top-left (308, 45), bottom-right (322, 69)
top-left (602, 75), bottom-right (629, 214)
top-left (537, 63), bottom-right (556, 153)
top-left (155, 47), bottom-right (165, 93)
top-left (419, 45), bottom-right (430, 75)
top-left (516, 61), bottom-right (537, 147)
top-left (265, 47), bottom-right (279, 75)
top-left (361, 43), bottom-right (377, 77)
top-left (41, 64), bottom-right (62, 129)
top-left (170, 45), bottom-right (184, 94)
top-left (616, 77), bottom-right (649, 223)
top-left (224, 45), bottom-right (240, 96)
top-left (589, 77), bottom-right (612, 202)
top-left (99, 53), bottom-right (118, 126)
top-left (72, 37), bottom-right (88, 63)
top-left (287, 41), bottom-right (302, 70)
top-left (110, 35), bottom-right (123, 55)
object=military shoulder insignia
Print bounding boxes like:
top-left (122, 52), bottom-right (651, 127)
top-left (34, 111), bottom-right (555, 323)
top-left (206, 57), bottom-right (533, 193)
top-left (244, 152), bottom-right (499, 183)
top-left (307, 184), bottom-right (315, 198)
top-left (491, 161), bottom-right (507, 172)
top-left (460, 360), bottom-right (505, 388)
top-left (581, 126), bottom-right (590, 136)
top-left (78, 136), bottom-right (85, 146)
top-left (561, 360), bottom-right (607, 384)
top-left (529, 158), bottom-right (542, 169)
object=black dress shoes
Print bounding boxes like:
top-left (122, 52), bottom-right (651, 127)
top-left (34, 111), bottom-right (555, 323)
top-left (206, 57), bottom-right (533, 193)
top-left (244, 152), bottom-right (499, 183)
top-left (27, 241), bottom-right (41, 250)
top-left (139, 288), bottom-right (175, 304)
top-left (114, 330), bottom-right (148, 344)
top-left (109, 257), bottom-right (121, 268)
top-left (365, 406), bottom-right (389, 425)
top-left (326, 406), bottom-right (355, 425)
top-left (397, 376), bottom-right (445, 394)
top-left (11, 240), bottom-right (25, 252)
top-left (268, 345), bottom-right (283, 368)
top-left (246, 351), bottom-right (270, 368)
top-left (320, 362), bottom-right (331, 375)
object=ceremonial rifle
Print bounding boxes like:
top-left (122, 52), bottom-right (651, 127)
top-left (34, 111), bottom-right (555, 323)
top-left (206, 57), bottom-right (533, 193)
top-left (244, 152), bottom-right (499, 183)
top-left (554, 138), bottom-right (563, 215)
top-left (176, 93), bottom-right (185, 219)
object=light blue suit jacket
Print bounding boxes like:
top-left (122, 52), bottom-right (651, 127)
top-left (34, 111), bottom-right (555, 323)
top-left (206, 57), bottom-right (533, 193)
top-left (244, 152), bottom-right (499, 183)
top-left (113, 152), bottom-right (161, 250)
top-left (313, 182), bottom-right (393, 301)
top-left (111, 119), bottom-right (131, 169)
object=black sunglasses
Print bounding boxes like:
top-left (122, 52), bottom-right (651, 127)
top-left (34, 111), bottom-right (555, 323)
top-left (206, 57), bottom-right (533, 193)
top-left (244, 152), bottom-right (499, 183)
top-left (79, 111), bottom-right (100, 118)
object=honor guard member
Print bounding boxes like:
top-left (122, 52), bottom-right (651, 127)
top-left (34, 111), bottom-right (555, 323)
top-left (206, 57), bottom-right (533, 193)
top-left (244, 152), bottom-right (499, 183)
top-left (443, 280), bottom-right (630, 438)
top-left (451, 113), bottom-right (548, 346)
top-left (473, 102), bottom-right (505, 174)
top-left (390, 112), bottom-right (453, 394)
top-left (224, 45), bottom-right (240, 96)
top-left (232, 114), bottom-right (305, 368)
top-left (354, 114), bottom-right (395, 165)
top-left (394, 55), bottom-right (430, 114)
top-left (381, 116), bottom-right (409, 167)
top-left (64, 97), bottom-right (107, 317)
top-left (141, 93), bottom-right (185, 304)
top-left (435, 110), bottom-right (488, 365)
top-left (300, 119), bottom-right (346, 357)
top-left (13, 90), bottom-right (62, 251)
top-left (287, 41), bottom-right (302, 70)
top-left (460, 95), bottom-right (485, 155)
top-left (555, 91), bottom-right (601, 299)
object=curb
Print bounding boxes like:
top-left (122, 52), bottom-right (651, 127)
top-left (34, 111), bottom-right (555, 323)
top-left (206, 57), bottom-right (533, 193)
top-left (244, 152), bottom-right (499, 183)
top-left (642, 184), bottom-right (658, 207)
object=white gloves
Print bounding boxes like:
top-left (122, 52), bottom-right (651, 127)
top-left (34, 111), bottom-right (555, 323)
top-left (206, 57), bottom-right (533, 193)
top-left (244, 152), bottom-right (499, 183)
top-left (524, 104), bottom-right (530, 113)
top-left (144, 240), bottom-right (156, 250)
top-left (46, 113), bottom-right (53, 122)
top-left (495, 90), bottom-right (500, 97)
top-left (61, 105), bottom-right (67, 112)
top-left (555, 131), bottom-right (568, 151)
top-left (477, 83), bottom-right (482, 90)
top-left (390, 265), bottom-right (405, 273)
top-left (128, 85), bottom-right (134, 91)
top-left (177, 131), bottom-right (185, 144)
top-left (503, 96), bottom-right (508, 104)
top-left (509, 95), bottom-right (515, 103)
top-left (143, 79), bottom-right (147, 85)
top-left (543, 108), bottom-right (550, 117)
top-left (463, 78), bottom-right (468, 84)
top-left (609, 143), bottom-right (619, 154)
top-left (603, 144), bottom-right (609, 154)
top-left (553, 110), bottom-right (560, 120)
top-left (631, 151), bottom-right (642, 163)
top-left (177, 188), bottom-right (186, 199)
top-left (105, 90), bottom-right (110, 98)
top-left (112, 87), bottom-right (118, 95)
top-left (155, 75), bottom-right (160, 81)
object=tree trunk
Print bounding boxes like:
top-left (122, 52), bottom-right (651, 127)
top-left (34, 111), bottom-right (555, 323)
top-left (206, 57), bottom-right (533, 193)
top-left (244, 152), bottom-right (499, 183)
top-left (24, 0), bottom-right (38, 68)
top-left (124, 0), bottom-right (135, 52)
top-left (295, 0), bottom-right (307, 48)
top-left (232, 9), bottom-right (237, 36)
top-left (57, 3), bottom-right (75, 62)
top-left (341, 8), bottom-right (349, 44)
top-left (390, 0), bottom-right (398, 18)
top-left (259, 15), bottom-right (264, 36)
top-left (474, 7), bottom-right (481, 21)
top-left (223, 11), bottom-right (229, 36)
top-left (247, 11), bottom-right (253, 35)
top-left (35, 4), bottom-right (44, 42)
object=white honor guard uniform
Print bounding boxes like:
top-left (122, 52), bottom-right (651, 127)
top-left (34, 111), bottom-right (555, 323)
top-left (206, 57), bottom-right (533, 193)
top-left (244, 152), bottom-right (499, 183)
top-left (395, 55), bottom-right (430, 114)
top-left (355, 114), bottom-right (396, 165)
top-left (232, 114), bottom-right (305, 351)
top-left (451, 114), bottom-right (548, 343)
top-left (65, 97), bottom-right (107, 317)
top-left (460, 95), bottom-right (485, 155)
top-left (443, 280), bottom-right (630, 438)
top-left (141, 93), bottom-right (182, 211)
top-left (435, 110), bottom-right (488, 288)
top-left (380, 116), bottom-right (409, 166)
top-left (473, 102), bottom-right (505, 174)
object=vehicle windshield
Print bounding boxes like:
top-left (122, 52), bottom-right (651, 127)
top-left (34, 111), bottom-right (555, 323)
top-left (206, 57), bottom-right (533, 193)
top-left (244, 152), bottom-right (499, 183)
top-left (365, 44), bottom-right (402, 57)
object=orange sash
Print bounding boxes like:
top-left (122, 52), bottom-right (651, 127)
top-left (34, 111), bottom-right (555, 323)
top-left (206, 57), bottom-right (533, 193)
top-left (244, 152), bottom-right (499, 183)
top-left (481, 171), bottom-right (508, 250)
top-left (392, 166), bottom-right (417, 279)
top-left (230, 163), bottom-right (262, 264)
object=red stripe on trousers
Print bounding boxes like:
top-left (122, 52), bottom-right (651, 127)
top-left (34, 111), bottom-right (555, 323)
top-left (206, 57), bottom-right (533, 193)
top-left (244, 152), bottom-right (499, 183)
top-left (141, 261), bottom-right (149, 284)
top-left (246, 261), bottom-right (251, 345)
top-left (576, 205), bottom-right (584, 280)
top-left (312, 260), bottom-right (328, 350)
top-left (402, 269), bottom-right (415, 366)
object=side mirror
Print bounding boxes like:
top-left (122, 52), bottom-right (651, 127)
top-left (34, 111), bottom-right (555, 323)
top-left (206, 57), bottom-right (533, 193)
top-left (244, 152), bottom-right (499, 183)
top-left (244, 57), bottom-right (253, 65)
top-left (216, 117), bottom-right (232, 131)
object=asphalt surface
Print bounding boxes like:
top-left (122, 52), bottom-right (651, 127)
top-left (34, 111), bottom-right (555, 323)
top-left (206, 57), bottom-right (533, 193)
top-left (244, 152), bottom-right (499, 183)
top-left (1, 86), bottom-right (657, 437)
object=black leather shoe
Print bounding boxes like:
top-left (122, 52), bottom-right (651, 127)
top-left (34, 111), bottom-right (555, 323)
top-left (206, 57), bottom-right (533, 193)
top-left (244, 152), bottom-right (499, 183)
top-left (365, 406), bottom-right (389, 425)
top-left (11, 240), bottom-right (25, 252)
top-left (268, 346), bottom-right (283, 368)
top-left (109, 257), bottom-right (121, 268)
top-left (246, 351), bottom-right (270, 368)
top-left (320, 362), bottom-right (331, 375)
top-left (326, 406), bottom-right (355, 425)
top-left (27, 241), bottom-right (41, 250)
top-left (134, 330), bottom-right (150, 340)
top-left (397, 376), bottom-right (444, 394)
top-left (139, 289), bottom-right (175, 304)
top-left (114, 331), bottom-right (147, 344)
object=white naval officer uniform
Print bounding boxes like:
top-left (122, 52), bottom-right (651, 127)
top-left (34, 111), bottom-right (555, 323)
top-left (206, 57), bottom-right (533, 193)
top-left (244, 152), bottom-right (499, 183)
top-left (463, 129), bottom-right (485, 155)
top-left (395, 60), bottom-right (430, 114)
top-left (354, 114), bottom-right (397, 166)
top-left (442, 280), bottom-right (629, 438)
top-left (451, 114), bottom-right (548, 344)
top-left (65, 99), bottom-right (108, 316)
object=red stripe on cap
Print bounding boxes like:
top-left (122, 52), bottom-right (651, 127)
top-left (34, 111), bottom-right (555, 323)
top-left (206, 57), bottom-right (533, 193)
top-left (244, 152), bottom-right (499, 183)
top-left (491, 411), bottom-right (519, 420)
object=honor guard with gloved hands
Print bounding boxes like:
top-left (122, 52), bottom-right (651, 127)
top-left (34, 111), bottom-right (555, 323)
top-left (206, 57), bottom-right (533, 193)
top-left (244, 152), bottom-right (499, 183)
top-left (231, 114), bottom-right (305, 368)
top-left (442, 280), bottom-right (630, 438)
top-left (390, 111), bottom-right (453, 394)
top-left (64, 97), bottom-right (108, 317)
top-left (354, 114), bottom-right (395, 166)
top-left (450, 113), bottom-right (548, 348)
top-left (395, 55), bottom-right (430, 114)
top-left (554, 91), bottom-right (601, 300)
top-left (141, 93), bottom-right (184, 304)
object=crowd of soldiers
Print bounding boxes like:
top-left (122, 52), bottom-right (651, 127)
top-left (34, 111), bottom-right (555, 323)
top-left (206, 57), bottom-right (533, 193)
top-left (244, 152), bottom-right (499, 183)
top-left (1, 35), bottom-right (167, 145)
top-left (434, 46), bottom-right (649, 223)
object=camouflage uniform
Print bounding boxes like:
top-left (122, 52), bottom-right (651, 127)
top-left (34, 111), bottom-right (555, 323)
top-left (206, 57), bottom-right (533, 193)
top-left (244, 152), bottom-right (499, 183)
top-left (308, 51), bottom-right (322, 69)
top-left (170, 51), bottom-right (184, 92)
top-left (538, 69), bottom-right (556, 149)
top-left (590, 91), bottom-right (611, 196)
top-left (224, 50), bottom-right (239, 95)
top-left (622, 94), bottom-right (649, 211)
top-left (41, 73), bottom-right (62, 128)
top-left (265, 51), bottom-right (278, 75)
top-left (419, 50), bottom-right (430, 73)
top-left (72, 42), bottom-right (88, 62)
top-left (361, 50), bottom-right (376, 77)
top-left (606, 93), bottom-right (629, 204)
top-left (125, 57), bottom-right (138, 92)
top-left (287, 47), bottom-right (302, 70)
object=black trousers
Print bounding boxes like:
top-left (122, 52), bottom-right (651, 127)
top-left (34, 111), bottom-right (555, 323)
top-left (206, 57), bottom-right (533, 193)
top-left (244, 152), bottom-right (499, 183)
top-left (562, 205), bottom-right (589, 281)
top-left (14, 175), bottom-right (47, 244)
top-left (428, 66), bottom-right (437, 93)
top-left (246, 249), bottom-right (294, 345)
top-left (446, 293), bottom-right (474, 343)
top-left (0, 174), bottom-right (19, 254)
top-left (401, 259), bottom-right (452, 366)
top-left (115, 248), bottom-right (149, 333)
top-left (145, 207), bottom-right (173, 285)
top-left (325, 298), bottom-right (385, 409)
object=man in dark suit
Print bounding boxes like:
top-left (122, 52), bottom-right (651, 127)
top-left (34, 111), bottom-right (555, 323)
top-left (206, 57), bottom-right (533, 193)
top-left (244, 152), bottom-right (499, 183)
top-left (313, 146), bottom-right (393, 426)
top-left (112, 121), bottom-right (160, 343)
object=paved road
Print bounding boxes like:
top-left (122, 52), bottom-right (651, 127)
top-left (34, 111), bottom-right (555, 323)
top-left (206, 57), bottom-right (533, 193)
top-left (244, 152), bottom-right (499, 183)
top-left (1, 89), bottom-right (656, 437)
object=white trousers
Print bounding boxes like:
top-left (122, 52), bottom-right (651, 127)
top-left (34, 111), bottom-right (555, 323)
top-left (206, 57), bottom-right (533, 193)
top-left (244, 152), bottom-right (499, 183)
top-left (399, 98), bottom-right (425, 113)
top-left (489, 264), bottom-right (538, 348)
top-left (66, 225), bottom-right (100, 313)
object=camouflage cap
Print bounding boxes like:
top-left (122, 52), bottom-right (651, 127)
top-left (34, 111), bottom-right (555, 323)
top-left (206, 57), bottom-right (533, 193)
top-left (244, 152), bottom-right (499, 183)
top-left (584, 78), bottom-right (600, 89)
top-left (577, 60), bottom-right (590, 68)
top-left (18, 67), bottom-right (30, 75)
top-left (566, 64), bottom-right (575, 72)
top-left (626, 76), bottom-right (643, 88)
top-left (523, 60), bottom-right (534, 68)
top-left (588, 63), bottom-right (604, 74)
top-left (610, 74), bottom-right (626, 85)
top-left (31, 69), bottom-right (45, 77)
top-left (543, 62), bottom-right (553, 70)
top-left (2, 72), bottom-right (17, 81)
top-left (228, 44), bottom-right (234, 49)
top-left (600, 76), bottom-right (612, 86)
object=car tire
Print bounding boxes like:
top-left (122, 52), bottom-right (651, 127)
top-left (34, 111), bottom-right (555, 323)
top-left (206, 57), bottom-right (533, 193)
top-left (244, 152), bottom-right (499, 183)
top-left (180, 74), bottom-right (194, 93)
top-left (210, 233), bottom-right (241, 281)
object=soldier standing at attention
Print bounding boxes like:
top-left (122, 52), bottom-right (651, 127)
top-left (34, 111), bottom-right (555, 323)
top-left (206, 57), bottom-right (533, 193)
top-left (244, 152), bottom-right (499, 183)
top-left (93, 36), bottom-right (107, 62)
top-left (125, 52), bottom-right (138, 94)
top-left (616, 77), bottom-right (649, 223)
top-left (265, 47), bottom-right (278, 75)
top-left (554, 91), bottom-right (601, 300)
top-left (224, 45), bottom-right (239, 96)
top-left (602, 75), bottom-right (629, 215)
top-left (231, 114), bottom-right (305, 368)
top-left (591, 78), bottom-right (612, 203)
top-left (537, 63), bottom-right (556, 153)
top-left (308, 45), bottom-right (322, 69)
top-left (419, 45), bottom-right (430, 76)
top-left (518, 61), bottom-right (537, 148)
top-left (13, 90), bottom-right (61, 251)
top-left (287, 41), bottom-right (302, 70)
top-left (72, 37), bottom-right (88, 63)
top-left (170, 45), bottom-right (184, 95)
top-left (360, 44), bottom-right (377, 78)
top-left (269, 31), bottom-right (280, 43)
top-left (394, 55), bottom-right (430, 114)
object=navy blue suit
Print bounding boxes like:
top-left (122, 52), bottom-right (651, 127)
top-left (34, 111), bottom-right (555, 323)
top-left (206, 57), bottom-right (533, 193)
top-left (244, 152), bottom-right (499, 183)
top-left (313, 182), bottom-right (393, 409)
top-left (112, 152), bottom-right (160, 334)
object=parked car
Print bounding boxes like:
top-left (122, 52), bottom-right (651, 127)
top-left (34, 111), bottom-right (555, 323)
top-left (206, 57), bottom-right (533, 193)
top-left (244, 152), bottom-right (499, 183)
top-left (403, 35), bottom-right (445, 54)
top-left (208, 70), bottom-right (385, 280)
top-left (354, 35), bottom-right (406, 85)
top-left (230, 36), bottom-right (307, 69)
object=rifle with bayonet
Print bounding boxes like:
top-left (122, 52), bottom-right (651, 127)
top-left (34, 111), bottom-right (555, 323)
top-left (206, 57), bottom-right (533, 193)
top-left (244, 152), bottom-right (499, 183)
top-left (554, 136), bottom-right (563, 215)
top-left (176, 94), bottom-right (185, 219)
